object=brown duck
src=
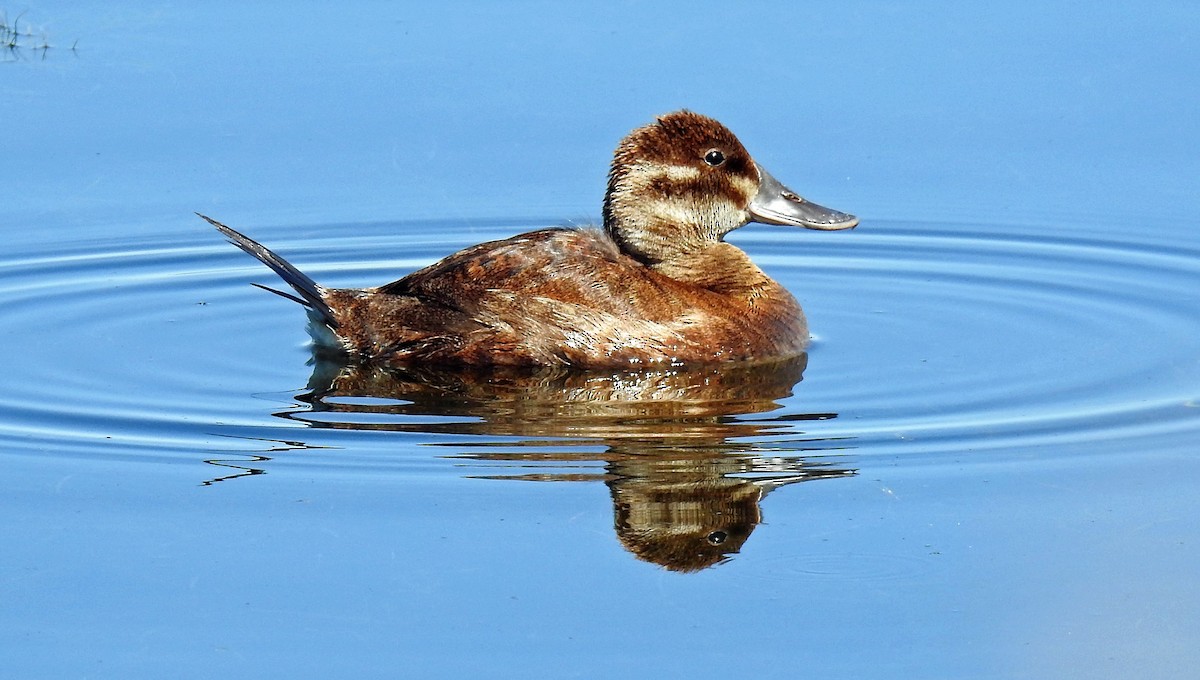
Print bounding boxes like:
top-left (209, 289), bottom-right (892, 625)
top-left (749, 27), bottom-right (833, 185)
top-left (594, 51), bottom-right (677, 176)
top-left (204, 110), bottom-right (856, 368)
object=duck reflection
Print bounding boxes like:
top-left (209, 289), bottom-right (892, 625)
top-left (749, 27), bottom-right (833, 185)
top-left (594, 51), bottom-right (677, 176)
top-left (277, 354), bottom-right (854, 571)
top-left (602, 451), bottom-right (851, 571)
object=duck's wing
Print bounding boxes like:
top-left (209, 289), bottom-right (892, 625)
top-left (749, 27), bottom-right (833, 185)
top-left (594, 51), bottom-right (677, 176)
top-left (358, 227), bottom-right (706, 365)
top-left (376, 228), bottom-right (630, 311)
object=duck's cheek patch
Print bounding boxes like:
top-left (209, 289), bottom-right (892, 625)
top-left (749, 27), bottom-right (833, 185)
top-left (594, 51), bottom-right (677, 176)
top-left (623, 161), bottom-right (702, 189)
top-left (660, 164), bottom-right (703, 182)
top-left (731, 175), bottom-right (758, 205)
top-left (642, 197), bottom-right (705, 231)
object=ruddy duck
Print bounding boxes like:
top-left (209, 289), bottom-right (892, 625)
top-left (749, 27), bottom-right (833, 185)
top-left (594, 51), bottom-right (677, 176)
top-left (205, 111), bottom-right (857, 368)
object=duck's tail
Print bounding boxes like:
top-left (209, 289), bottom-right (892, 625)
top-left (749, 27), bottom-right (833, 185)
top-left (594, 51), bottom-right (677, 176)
top-left (200, 213), bottom-right (340, 330)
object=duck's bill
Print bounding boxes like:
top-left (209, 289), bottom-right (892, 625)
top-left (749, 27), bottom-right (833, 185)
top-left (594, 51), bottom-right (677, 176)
top-left (749, 166), bottom-right (859, 230)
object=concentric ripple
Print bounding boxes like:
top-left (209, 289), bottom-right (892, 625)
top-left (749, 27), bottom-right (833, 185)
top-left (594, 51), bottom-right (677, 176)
top-left (0, 218), bottom-right (1196, 478)
top-left (758, 221), bottom-right (1200, 457)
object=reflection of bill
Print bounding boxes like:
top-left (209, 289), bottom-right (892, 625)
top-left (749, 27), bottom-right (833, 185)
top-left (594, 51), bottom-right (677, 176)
top-left (277, 354), bottom-right (856, 571)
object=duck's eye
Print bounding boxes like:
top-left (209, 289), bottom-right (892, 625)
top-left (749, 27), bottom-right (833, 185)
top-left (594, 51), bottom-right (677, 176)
top-left (707, 530), bottom-right (728, 545)
top-left (703, 149), bottom-right (726, 167)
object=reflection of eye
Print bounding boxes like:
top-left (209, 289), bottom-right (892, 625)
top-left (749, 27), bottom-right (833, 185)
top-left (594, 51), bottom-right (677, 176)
top-left (707, 531), bottom-right (728, 545)
top-left (704, 149), bottom-right (725, 167)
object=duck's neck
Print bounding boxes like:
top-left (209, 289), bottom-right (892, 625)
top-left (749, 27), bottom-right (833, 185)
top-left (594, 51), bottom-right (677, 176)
top-left (604, 191), bottom-right (746, 267)
top-left (651, 242), bottom-right (775, 295)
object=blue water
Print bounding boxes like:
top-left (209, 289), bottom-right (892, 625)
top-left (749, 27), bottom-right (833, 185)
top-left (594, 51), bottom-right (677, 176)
top-left (4, 3), bottom-right (1199, 678)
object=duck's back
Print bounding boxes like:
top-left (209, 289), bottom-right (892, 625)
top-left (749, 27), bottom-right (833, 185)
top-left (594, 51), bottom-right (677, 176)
top-left (324, 228), bottom-right (806, 367)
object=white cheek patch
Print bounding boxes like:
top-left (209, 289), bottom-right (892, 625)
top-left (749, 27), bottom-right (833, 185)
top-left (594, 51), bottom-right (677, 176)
top-left (624, 161), bottom-right (702, 185)
top-left (641, 195), bottom-right (746, 236)
top-left (642, 196), bottom-right (707, 229)
top-left (730, 174), bottom-right (757, 201)
top-left (611, 159), bottom-right (755, 249)
top-left (658, 164), bottom-right (703, 182)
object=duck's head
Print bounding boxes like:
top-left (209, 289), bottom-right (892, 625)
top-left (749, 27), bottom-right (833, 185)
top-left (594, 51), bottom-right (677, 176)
top-left (602, 111), bottom-right (857, 265)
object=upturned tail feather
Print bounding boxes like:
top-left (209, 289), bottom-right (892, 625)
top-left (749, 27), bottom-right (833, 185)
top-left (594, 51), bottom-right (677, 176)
top-left (199, 213), bottom-right (340, 329)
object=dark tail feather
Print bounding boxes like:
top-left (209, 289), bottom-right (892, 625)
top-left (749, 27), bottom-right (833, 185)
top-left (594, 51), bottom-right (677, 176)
top-left (200, 213), bottom-right (340, 329)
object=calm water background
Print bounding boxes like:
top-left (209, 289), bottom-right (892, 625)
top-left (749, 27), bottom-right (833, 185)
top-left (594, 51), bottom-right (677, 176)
top-left (3, 2), bottom-right (1199, 678)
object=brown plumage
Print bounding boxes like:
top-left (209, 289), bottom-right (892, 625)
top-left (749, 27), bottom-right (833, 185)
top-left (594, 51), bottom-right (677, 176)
top-left (204, 111), bottom-right (857, 368)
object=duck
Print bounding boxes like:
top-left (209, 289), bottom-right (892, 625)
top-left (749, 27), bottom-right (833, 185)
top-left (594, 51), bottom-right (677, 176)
top-left (203, 110), bottom-right (857, 368)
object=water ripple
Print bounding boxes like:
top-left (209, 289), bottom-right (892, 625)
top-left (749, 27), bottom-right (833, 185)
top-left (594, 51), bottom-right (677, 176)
top-left (1, 218), bottom-right (1196, 476)
top-left (768, 223), bottom-right (1199, 442)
